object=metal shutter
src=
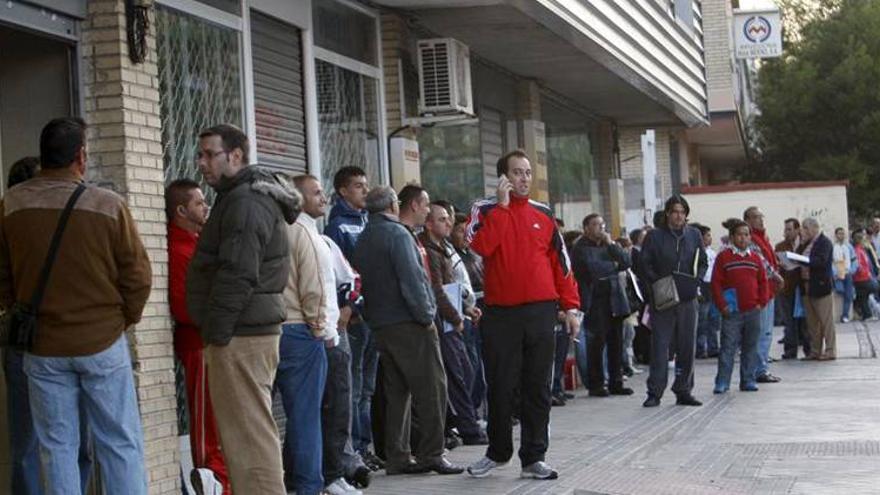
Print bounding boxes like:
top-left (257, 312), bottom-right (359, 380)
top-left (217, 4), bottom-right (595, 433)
top-left (251, 11), bottom-right (307, 174)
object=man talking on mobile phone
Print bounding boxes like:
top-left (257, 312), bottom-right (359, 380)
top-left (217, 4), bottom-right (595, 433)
top-left (464, 150), bottom-right (580, 481)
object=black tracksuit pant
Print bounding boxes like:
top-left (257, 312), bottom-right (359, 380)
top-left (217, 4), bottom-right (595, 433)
top-left (587, 294), bottom-right (625, 391)
top-left (482, 301), bottom-right (556, 466)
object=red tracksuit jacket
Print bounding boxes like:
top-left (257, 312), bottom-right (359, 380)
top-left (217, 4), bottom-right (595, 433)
top-left (168, 223), bottom-right (203, 352)
top-left (466, 195), bottom-right (580, 310)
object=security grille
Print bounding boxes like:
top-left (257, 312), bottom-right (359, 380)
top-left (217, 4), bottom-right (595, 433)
top-left (315, 59), bottom-right (381, 191)
top-left (156, 5), bottom-right (244, 433)
top-left (156, 6), bottom-right (244, 202)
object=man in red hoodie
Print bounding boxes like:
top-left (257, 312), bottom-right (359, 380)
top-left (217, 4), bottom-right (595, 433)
top-left (744, 207), bottom-right (784, 384)
top-left (464, 150), bottom-right (580, 481)
top-left (166, 179), bottom-right (230, 493)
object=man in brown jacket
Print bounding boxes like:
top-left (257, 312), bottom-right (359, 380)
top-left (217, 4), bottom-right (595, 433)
top-left (0, 117), bottom-right (152, 494)
top-left (775, 218), bottom-right (811, 359)
top-left (418, 202), bottom-right (487, 446)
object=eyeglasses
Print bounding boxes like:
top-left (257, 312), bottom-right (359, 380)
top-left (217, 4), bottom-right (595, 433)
top-left (196, 149), bottom-right (227, 160)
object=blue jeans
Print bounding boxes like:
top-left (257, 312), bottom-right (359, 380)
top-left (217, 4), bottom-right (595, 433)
top-left (697, 298), bottom-right (720, 356)
top-left (5, 350), bottom-right (94, 495)
top-left (755, 298), bottom-right (775, 377)
top-left (462, 317), bottom-right (487, 415)
top-left (276, 324), bottom-right (328, 495)
top-left (348, 319), bottom-right (377, 454)
top-left (23, 334), bottom-right (145, 495)
top-left (573, 320), bottom-right (589, 387)
top-left (837, 273), bottom-right (854, 321)
top-left (715, 309), bottom-right (761, 391)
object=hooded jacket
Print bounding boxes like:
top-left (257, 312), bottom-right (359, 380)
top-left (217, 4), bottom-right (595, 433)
top-left (325, 199), bottom-right (368, 262)
top-left (186, 166), bottom-right (301, 346)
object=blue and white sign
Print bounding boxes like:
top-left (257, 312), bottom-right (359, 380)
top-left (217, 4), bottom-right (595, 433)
top-left (734, 9), bottom-right (783, 59)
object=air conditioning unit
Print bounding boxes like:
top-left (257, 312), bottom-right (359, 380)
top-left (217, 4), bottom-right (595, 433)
top-left (417, 38), bottom-right (474, 117)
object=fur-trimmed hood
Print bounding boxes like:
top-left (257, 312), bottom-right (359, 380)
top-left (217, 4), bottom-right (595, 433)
top-left (217, 166), bottom-right (302, 224)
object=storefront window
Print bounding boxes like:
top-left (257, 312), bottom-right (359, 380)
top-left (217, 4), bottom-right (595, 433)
top-left (313, 0), bottom-right (378, 66)
top-left (547, 128), bottom-right (601, 224)
top-left (156, 6), bottom-right (243, 195)
top-left (316, 59), bottom-right (381, 189)
top-left (418, 123), bottom-right (484, 213)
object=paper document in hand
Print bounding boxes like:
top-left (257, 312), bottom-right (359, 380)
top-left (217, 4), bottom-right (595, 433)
top-left (442, 282), bottom-right (463, 333)
top-left (784, 251), bottom-right (810, 264)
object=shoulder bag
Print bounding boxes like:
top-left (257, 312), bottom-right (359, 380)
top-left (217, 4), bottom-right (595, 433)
top-left (1, 183), bottom-right (87, 351)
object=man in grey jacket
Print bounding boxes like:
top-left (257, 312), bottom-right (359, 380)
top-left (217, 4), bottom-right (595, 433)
top-left (352, 185), bottom-right (463, 476)
top-left (186, 124), bottom-right (301, 494)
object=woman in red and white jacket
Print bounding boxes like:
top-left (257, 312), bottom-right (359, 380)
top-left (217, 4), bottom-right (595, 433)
top-left (710, 218), bottom-right (770, 394)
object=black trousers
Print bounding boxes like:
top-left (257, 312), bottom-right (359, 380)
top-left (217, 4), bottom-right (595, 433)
top-left (587, 297), bottom-right (625, 390)
top-left (647, 300), bottom-right (698, 399)
top-left (439, 329), bottom-right (481, 439)
top-left (551, 326), bottom-right (570, 396)
top-left (372, 322), bottom-right (447, 469)
top-left (322, 333), bottom-right (364, 482)
top-left (482, 301), bottom-right (556, 466)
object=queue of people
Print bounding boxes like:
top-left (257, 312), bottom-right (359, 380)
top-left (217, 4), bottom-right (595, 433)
top-left (0, 117), bottom-right (856, 494)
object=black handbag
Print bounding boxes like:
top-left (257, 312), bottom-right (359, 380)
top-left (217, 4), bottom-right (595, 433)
top-left (0, 183), bottom-right (86, 351)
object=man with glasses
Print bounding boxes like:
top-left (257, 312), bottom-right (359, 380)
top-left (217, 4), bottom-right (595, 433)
top-left (186, 124), bottom-right (301, 494)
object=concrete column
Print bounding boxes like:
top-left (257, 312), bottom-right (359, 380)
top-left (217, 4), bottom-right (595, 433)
top-left (81, 1), bottom-right (179, 493)
top-left (513, 80), bottom-right (550, 203)
top-left (594, 121), bottom-right (616, 227)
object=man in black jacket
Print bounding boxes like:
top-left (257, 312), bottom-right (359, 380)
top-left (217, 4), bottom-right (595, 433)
top-left (352, 185), bottom-right (463, 476)
top-left (571, 214), bottom-right (634, 397)
top-left (798, 218), bottom-right (837, 360)
top-left (640, 195), bottom-right (708, 408)
top-left (186, 124), bottom-right (301, 494)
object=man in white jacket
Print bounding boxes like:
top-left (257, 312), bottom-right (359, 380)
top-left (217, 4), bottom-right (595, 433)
top-left (278, 174), bottom-right (358, 495)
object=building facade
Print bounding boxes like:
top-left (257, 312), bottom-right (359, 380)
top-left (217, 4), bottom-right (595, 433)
top-left (0, 0), bottom-right (708, 491)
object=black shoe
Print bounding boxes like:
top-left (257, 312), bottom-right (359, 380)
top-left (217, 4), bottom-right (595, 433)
top-left (551, 395), bottom-right (566, 407)
top-left (563, 392), bottom-right (575, 399)
top-left (347, 465), bottom-right (371, 488)
top-left (777, 338), bottom-right (785, 344)
top-left (445, 434), bottom-right (462, 450)
top-left (462, 433), bottom-right (490, 446)
top-left (362, 451), bottom-right (385, 471)
top-left (589, 387), bottom-right (610, 397)
top-left (756, 373), bottom-right (781, 383)
top-left (675, 394), bottom-right (703, 406)
top-left (781, 353), bottom-right (797, 360)
top-left (707, 351), bottom-right (719, 358)
top-left (695, 352), bottom-right (708, 359)
top-left (609, 385), bottom-right (634, 396)
top-left (419, 457), bottom-right (465, 475)
top-left (386, 459), bottom-right (430, 475)
top-left (643, 395), bottom-right (661, 407)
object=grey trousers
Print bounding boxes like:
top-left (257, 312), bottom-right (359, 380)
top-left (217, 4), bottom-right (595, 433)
top-left (322, 332), bottom-right (366, 482)
top-left (646, 299), bottom-right (698, 399)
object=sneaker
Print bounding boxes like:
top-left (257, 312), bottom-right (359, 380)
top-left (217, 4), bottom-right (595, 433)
top-left (841, 316), bottom-right (850, 323)
top-left (467, 456), bottom-right (507, 478)
top-left (325, 478), bottom-right (362, 495)
top-left (520, 461), bottom-right (558, 480)
top-left (191, 468), bottom-right (223, 495)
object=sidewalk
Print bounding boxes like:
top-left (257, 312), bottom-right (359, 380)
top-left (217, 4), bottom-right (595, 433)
top-left (368, 321), bottom-right (880, 494)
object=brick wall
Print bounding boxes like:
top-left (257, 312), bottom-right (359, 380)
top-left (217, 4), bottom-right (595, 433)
top-left (81, 1), bottom-right (179, 493)
top-left (619, 126), bottom-right (673, 201)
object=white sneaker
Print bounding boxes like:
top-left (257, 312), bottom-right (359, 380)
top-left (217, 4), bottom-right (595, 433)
top-left (325, 478), bottom-right (362, 495)
top-left (520, 461), bottom-right (558, 480)
top-left (190, 468), bottom-right (223, 495)
top-left (467, 456), bottom-right (507, 478)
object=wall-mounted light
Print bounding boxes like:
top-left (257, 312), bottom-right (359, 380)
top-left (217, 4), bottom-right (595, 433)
top-left (126, 0), bottom-right (153, 64)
